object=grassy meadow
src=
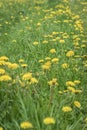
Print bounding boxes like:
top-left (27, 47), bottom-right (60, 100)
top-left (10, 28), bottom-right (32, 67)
top-left (0, 0), bottom-right (87, 130)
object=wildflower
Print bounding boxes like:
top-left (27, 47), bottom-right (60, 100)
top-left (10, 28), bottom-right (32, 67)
top-left (37, 22), bottom-right (41, 26)
top-left (66, 81), bottom-right (75, 87)
top-left (38, 59), bottom-right (44, 63)
top-left (21, 64), bottom-right (28, 68)
top-left (0, 75), bottom-right (12, 81)
top-left (43, 117), bottom-right (55, 125)
top-left (84, 64), bottom-right (87, 67)
top-left (81, 44), bottom-right (86, 48)
top-left (42, 40), bottom-right (48, 44)
top-left (52, 38), bottom-right (57, 42)
top-left (63, 90), bottom-right (68, 93)
top-left (62, 106), bottom-right (72, 112)
top-left (51, 58), bottom-right (59, 63)
top-left (84, 117), bottom-right (87, 123)
top-left (0, 127), bottom-right (3, 130)
top-left (45, 57), bottom-right (51, 60)
top-left (42, 61), bottom-right (51, 70)
top-left (74, 55), bottom-right (80, 58)
top-left (66, 51), bottom-right (74, 57)
top-left (22, 72), bottom-right (32, 80)
top-left (12, 40), bottom-right (17, 43)
top-left (63, 20), bottom-right (69, 23)
top-left (50, 49), bottom-right (56, 53)
top-left (67, 87), bottom-right (76, 93)
top-left (7, 63), bottom-right (19, 69)
top-left (48, 78), bottom-right (58, 86)
top-left (58, 91), bottom-right (63, 94)
top-left (55, 37), bottom-right (60, 40)
top-left (0, 68), bottom-right (5, 74)
top-left (75, 89), bottom-right (82, 94)
top-left (52, 31), bottom-right (58, 35)
top-left (20, 121), bottom-right (33, 129)
top-left (73, 41), bottom-right (79, 46)
top-left (19, 59), bottom-right (24, 63)
top-left (59, 39), bottom-right (65, 44)
top-left (0, 61), bottom-right (6, 66)
top-left (5, 21), bottom-right (9, 24)
top-left (0, 56), bottom-right (9, 61)
top-left (30, 77), bottom-right (38, 84)
top-left (74, 101), bottom-right (81, 108)
top-left (61, 63), bottom-right (69, 69)
top-left (33, 41), bottom-right (39, 45)
top-left (74, 80), bottom-right (80, 85)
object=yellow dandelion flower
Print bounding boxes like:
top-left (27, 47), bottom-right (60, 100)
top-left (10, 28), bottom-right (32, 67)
top-left (63, 20), bottom-right (69, 23)
top-left (67, 87), bottom-right (76, 93)
top-left (22, 72), bottom-right (32, 80)
top-left (50, 49), bottom-right (56, 53)
top-left (66, 81), bottom-right (75, 87)
top-left (74, 80), bottom-right (80, 85)
top-left (0, 61), bottom-right (6, 66)
top-left (51, 58), bottom-right (59, 63)
top-left (59, 39), bottom-right (65, 44)
top-left (45, 57), bottom-right (51, 60)
top-left (38, 59), bottom-right (44, 63)
top-left (0, 68), bottom-right (5, 74)
top-left (84, 64), bottom-right (87, 67)
top-left (55, 37), bottom-right (60, 40)
top-left (19, 59), bottom-right (24, 63)
top-left (0, 56), bottom-right (9, 61)
top-left (6, 63), bottom-right (19, 69)
top-left (75, 89), bottom-right (82, 94)
top-left (12, 39), bottom-right (17, 43)
top-left (33, 41), bottom-right (39, 45)
top-left (61, 63), bottom-right (69, 69)
top-left (42, 65), bottom-right (50, 70)
top-left (52, 38), bottom-right (57, 42)
top-left (37, 22), bottom-right (41, 26)
top-left (20, 121), bottom-right (33, 129)
top-left (52, 31), bottom-right (58, 35)
top-left (43, 117), bottom-right (55, 125)
top-left (0, 75), bottom-right (12, 81)
top-left (0, 127), bottom-right (3, 130)
top-left (73, 41), bottom-right (79, 46)
top-left (30, 77), bottom-right (38, 84)
top-left (5, 21), bottom-right (9, 24)
top-left (81, 44), bottom-right (86, 48)
top-left (58, 91), bottom-right (63, 94)
top-left (84, 117), bottom-right (87, 123)
top-left (74, 101), bottom-right (81, 108)
top-left (42, 61), bottom-right (51, 70)
top-left (48, 78), bottom-right (58, 86)
top-left (42, 40), bottom-right (48, 44)
top-left (21, 64), bottom-right (28, 68)
top-left (66, 51), bottom-right (74, 57)
top-left (63, 90), bottom-right (68, 93)
top-left (62, 106), bottom-right (72, 112)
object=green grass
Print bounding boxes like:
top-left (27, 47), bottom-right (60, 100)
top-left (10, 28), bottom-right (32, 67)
top-left (0, 0), bottom-right (87, 130)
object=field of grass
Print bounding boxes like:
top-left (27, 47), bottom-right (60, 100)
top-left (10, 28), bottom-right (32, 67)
top-left (0, 0), bottom-right (87, 130)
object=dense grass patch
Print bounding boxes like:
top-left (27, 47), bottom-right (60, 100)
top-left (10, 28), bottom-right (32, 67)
top-left (0, 0), bottom-right (87, 130)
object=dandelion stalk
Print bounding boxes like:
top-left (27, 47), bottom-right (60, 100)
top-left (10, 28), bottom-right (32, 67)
top-left (48, 86), bottom-right (54, 109)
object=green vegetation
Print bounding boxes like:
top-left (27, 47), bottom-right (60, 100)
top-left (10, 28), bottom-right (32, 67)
top-left (0, 0), bottom-right (87, 130)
